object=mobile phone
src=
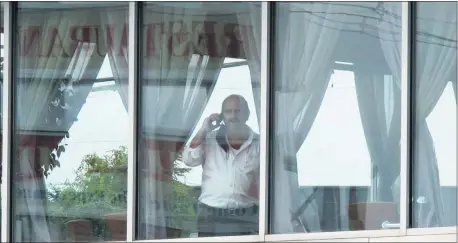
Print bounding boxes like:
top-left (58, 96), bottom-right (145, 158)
top-left (210, 114), bottom-right (223, 130)
top-left (217, 113), bottom-right (223, 125)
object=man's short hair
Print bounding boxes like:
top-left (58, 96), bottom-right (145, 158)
top-left (221, 94), bottom-right (250, 121)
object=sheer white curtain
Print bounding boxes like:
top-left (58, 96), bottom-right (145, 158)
top-left (15, 9), bottom-right (103, 241)
top-left (373, 2), bottom-right (457, 227)
top-left (375, 2), bottom-right (403, 211)
top-left (354, 69), bottom-right (401, 203)
top-left (101, 3), bottom-right (228, 239)
top-left (378, 2), bottom-right (402, 86)
top-left (99, 7), bottom-right (129, 110)
top-left (353, 3), bottom-right (402, 207)
top-left (98, 4), bottom-right (264, 239)
top-left (236, 3), bottom-right (261, 122)
top-left (413, 3), bottom-right (456, 227)
top-left (272, 3), bottom-right (345, 233)
top-left (453, 78), bottom-right (457, 99)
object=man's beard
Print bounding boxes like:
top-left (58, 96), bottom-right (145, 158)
top-left (226, 121), bottom-right (245, 136)
top-left (226, 120), bottom-right (240, 129)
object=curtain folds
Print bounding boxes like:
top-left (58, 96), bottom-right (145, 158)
top-left (272, 3), bottom-right (346, 233)
top-left (14, 9), bottom-right (105, 241)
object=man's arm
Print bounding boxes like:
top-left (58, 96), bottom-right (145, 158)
top-left (189, 128), bottom-right (208, 149)
top-left (183, 127), bottom-right (208, 167)
top-left (183, 113), bottom-right (220, 167)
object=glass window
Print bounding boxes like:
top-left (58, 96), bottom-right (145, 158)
top-left (271, 2), bottom-right (402, 233)
top-left (137, 2), bottom-right (261, 239)
top-left (0, 2), bottom-right (3, 235)
top-left (412, 2), bottom-right (457, 228)
top-left (12, 2), bottom-right (129, 241)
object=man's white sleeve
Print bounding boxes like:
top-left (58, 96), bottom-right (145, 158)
top-left (182, 144), bottom-right (205, 167)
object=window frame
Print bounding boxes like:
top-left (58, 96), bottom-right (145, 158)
top-left (408, 1), bottom-right (457, 234)
top-left (1, 1), bottom-right (456, 242)
top-left (1, 2), bottom-right (14, 241)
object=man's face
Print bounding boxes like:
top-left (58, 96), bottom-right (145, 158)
top-left (222, 97), bottom-right (246, 129)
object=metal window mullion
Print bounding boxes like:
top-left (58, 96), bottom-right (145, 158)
top-left (127, 1), bottom-right (139, 241)
top-left (1, 2), bottom-right (15, 242)
top-left (400, 1), bottom-right (413, 235)
top-left (259, 2), bottom-right (271, 241)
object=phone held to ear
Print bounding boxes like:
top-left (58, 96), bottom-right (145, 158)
top-left (210, 114), bottom-right (223, 130)
top-left (218, 113), bottom-right (223, 125)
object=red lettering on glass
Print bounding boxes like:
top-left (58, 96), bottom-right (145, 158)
top-left (105, 24), bottom-right (115, 53)
top-left (119, 24), bottom-right (128, 56)
top-left (145, 24), bottom-right (156, 57)
top-left (93, 25), bottom-right (107, 57)
top-left (70, 25), bottom-right (91, 43)
top-left (18, 22), bottom-right (249, 58)
top-left (21, 27), bottom-right (40, 56)
top-left (46, 27), bottom-right (70, 57)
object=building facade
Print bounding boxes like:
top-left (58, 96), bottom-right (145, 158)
top-left (0, 1), bottom-right (456, 242)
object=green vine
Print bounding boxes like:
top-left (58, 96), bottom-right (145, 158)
top-left (43, 75), bottom-right (76, 177)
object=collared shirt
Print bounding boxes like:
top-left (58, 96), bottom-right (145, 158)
top-left (183, 129), bottom-right (260, 209)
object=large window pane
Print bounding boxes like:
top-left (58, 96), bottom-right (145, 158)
top-left (412, 2), bottom-right (457, 228)
top-left (138, 2), bottom-right (261, 239)
top-left (12, 2), bottom-right (129, 241)
top-left (0, 2), bottom-right (3, 236)
top-left (271, 2), bottom-right (402, 233)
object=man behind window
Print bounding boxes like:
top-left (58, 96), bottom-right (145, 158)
top-left (183, 94), bottom-right (260, 237)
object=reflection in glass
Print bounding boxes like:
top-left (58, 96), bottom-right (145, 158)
top-left (12, 2), bottom-right (128, 241)
top-left (412, 2), bottom-right (457, 228)
top-left (271, 2), bottom-right (402, 233)
top-left (0, 1), bottom-right (3, 236)
top-left (137, 2), bottom-right (261, 239)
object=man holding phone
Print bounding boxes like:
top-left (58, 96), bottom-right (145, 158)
top-left (183, 94), bottom-right (260, 237)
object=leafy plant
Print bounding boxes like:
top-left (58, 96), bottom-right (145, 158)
top-left (47, 146), bottom-right (197, 239)
top-left (44, 75), bottom-right (77, 177)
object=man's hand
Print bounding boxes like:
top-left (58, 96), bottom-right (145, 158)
top-left (190, 113), bottom-right (221, 149)
top-left (202, 113), bottom-right (222, 133)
